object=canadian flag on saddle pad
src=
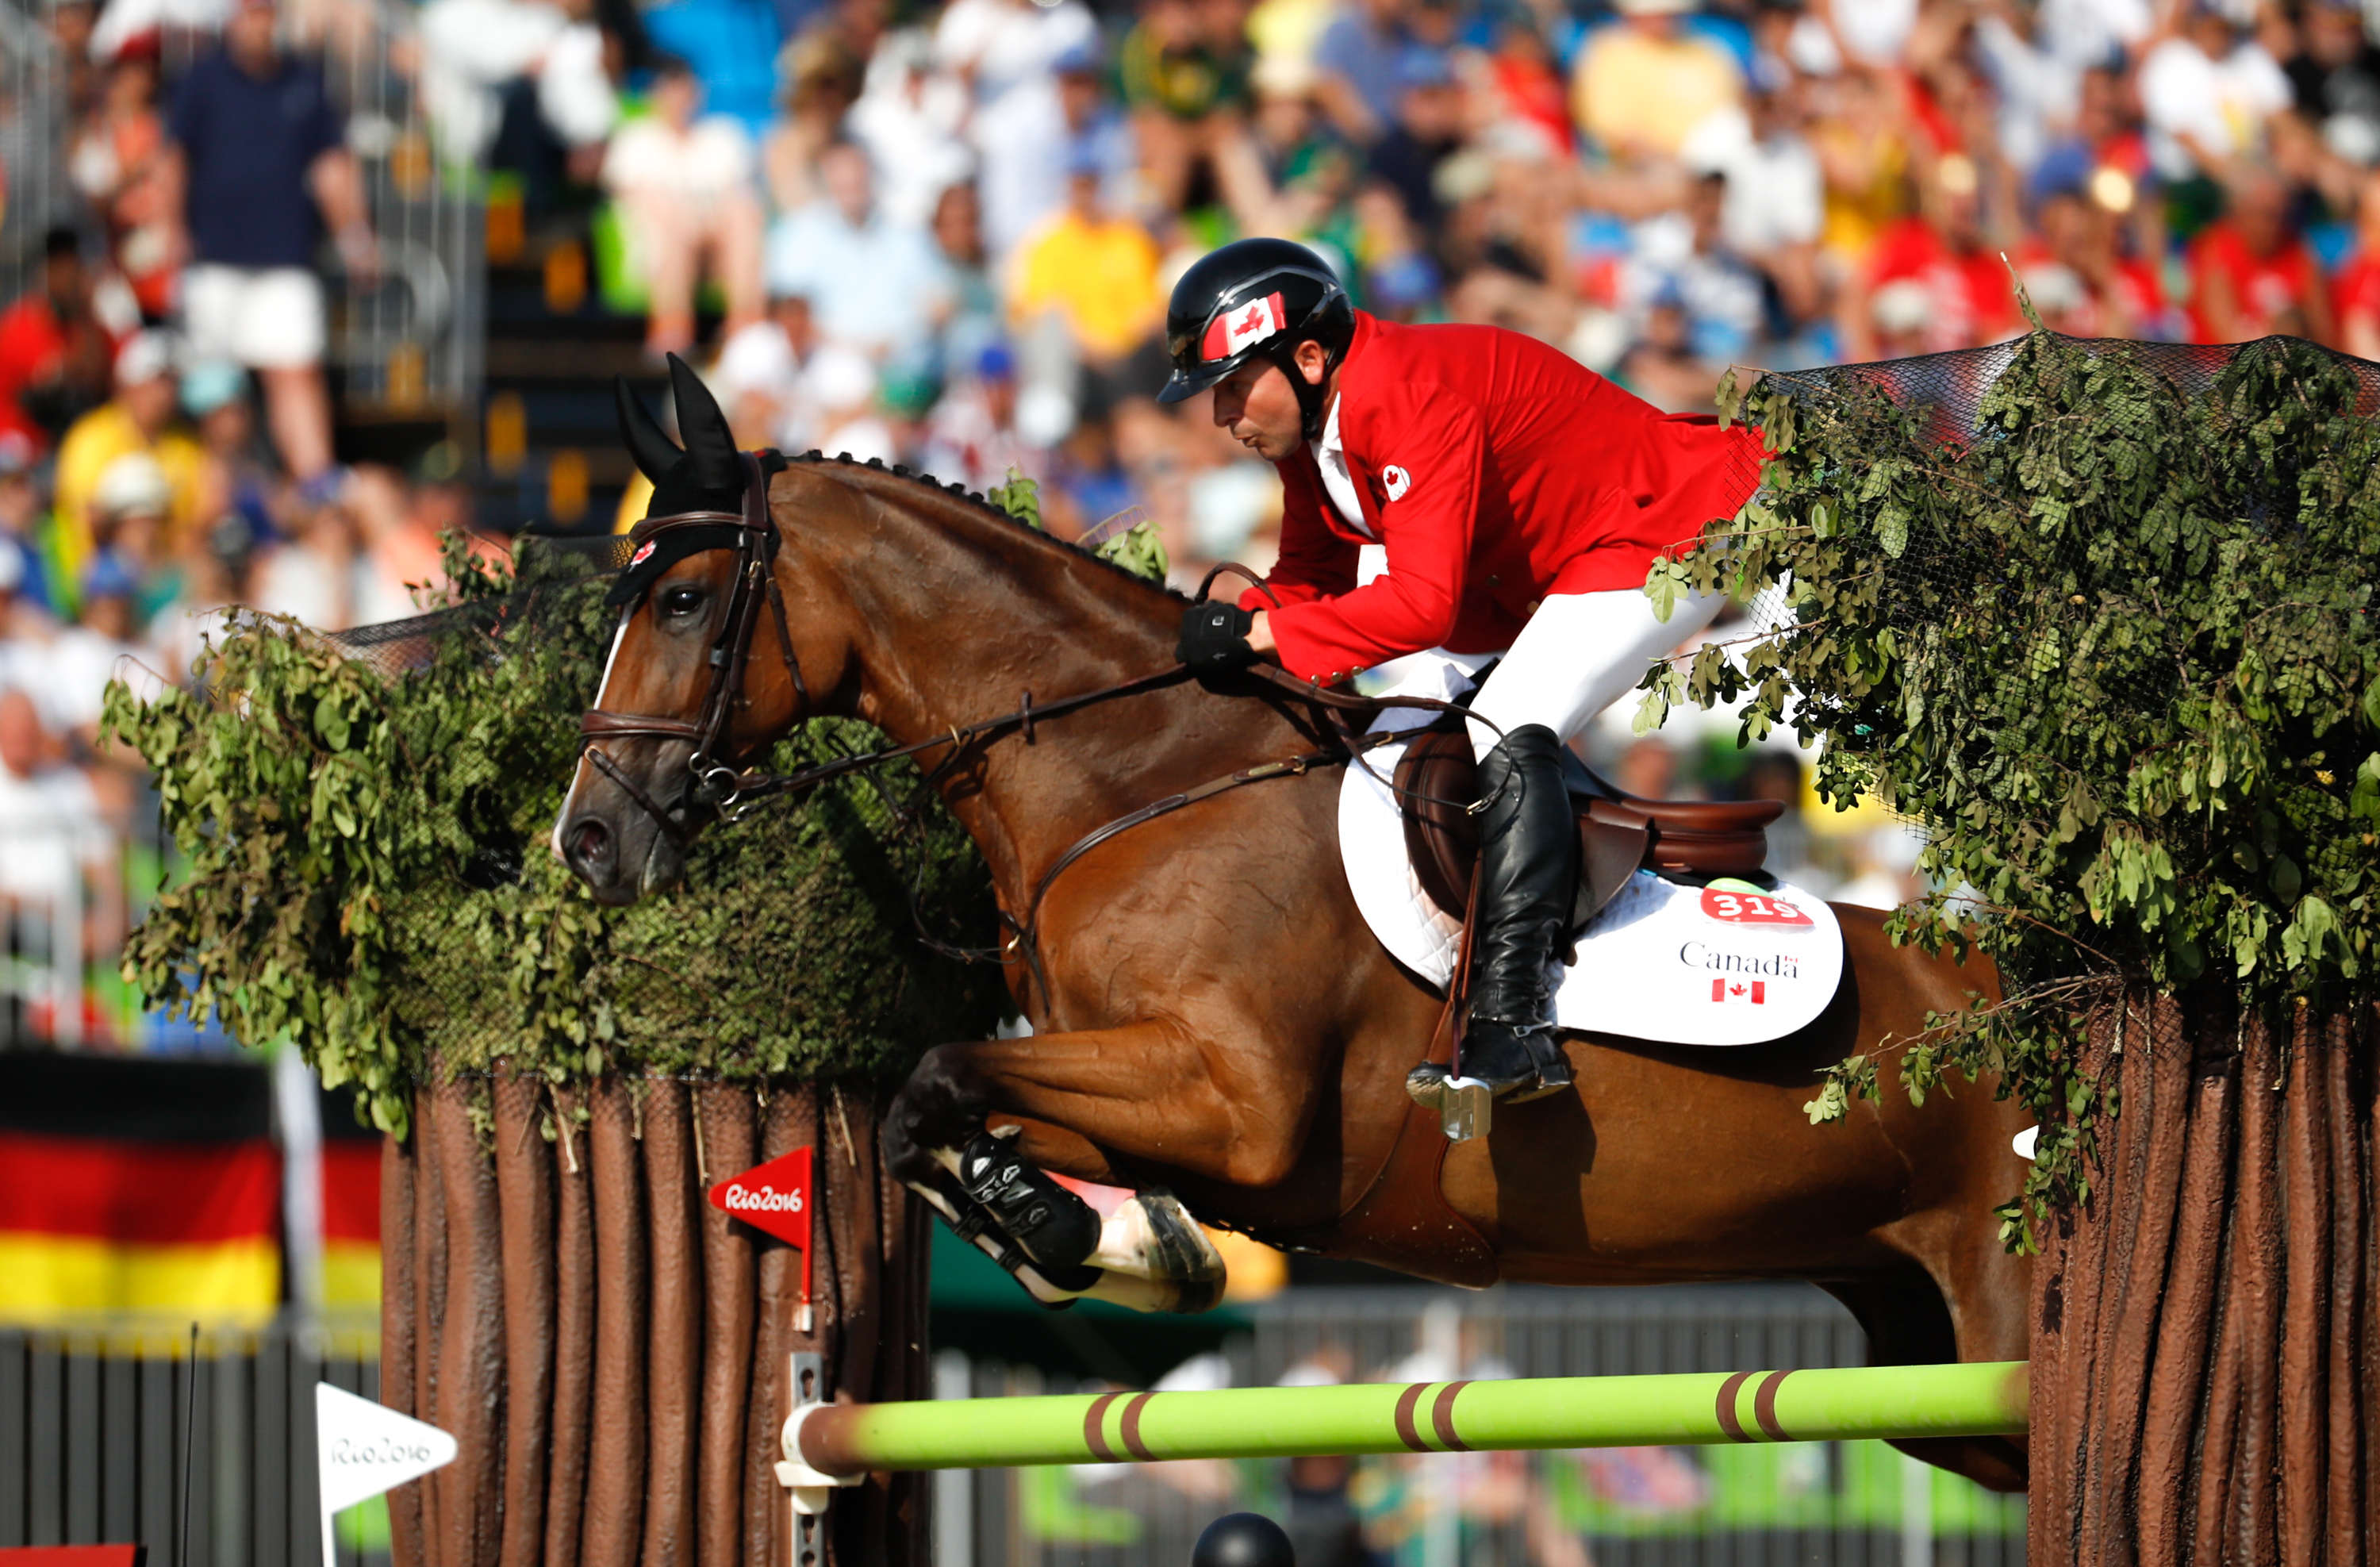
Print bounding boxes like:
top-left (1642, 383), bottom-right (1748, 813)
top-left (1203, 293), bottom-right (1287, 360)
top-left (1712, 978), bottom-right (1766, 1004)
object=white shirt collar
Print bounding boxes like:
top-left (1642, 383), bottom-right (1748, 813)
top-left (1310, 394), bottom-right (1372, 538)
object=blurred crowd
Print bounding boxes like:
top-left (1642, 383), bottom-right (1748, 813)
top-left (425, 0), bottom-right (2380, 574)
top-left (5, 0), bottom-right (2356, 1040)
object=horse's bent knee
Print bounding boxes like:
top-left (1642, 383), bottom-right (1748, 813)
top-left (1219, 1136), bottom-right (1300, 1189)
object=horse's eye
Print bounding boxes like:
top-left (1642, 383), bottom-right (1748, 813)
top-left (661, 585), bottom-right (704, 617)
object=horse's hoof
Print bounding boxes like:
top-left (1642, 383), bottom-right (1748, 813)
top-left (958, 1132), bottom-right (1100, 1269)
top-left (1092, 1191), bottom-right (1228, 1283)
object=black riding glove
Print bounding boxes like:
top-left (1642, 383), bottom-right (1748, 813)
top-left (1177, 601), bottom-right (1257, 673)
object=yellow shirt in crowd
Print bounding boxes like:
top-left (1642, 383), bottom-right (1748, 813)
top-left (1008, 210), bottom-right (1164, 363)
top-left (52, 401), bottom-right (207, 579)
top-left (1571, 23), bottom-right (1743, 161)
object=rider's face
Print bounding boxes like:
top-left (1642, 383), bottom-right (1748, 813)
top-left (1209, 345), bottom-right (1328, 463)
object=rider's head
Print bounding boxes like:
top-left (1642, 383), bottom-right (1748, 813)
top-left (1157, 237), bottom-right (1353, 461)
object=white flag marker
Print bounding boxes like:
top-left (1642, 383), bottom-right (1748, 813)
top-left (317, 1382), bottom-right (456, 1565)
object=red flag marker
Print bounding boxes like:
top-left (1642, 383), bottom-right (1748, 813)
top-left (711, 1146), bottom-right (816, 1327)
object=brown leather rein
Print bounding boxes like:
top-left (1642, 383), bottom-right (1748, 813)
top-left (577, 451), bottom-right (1492, 998)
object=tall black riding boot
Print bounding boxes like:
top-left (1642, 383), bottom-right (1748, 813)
top-left (1407, 724), bottom-right (1577, 1119)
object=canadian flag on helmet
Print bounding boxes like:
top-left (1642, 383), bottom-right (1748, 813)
top-left (1201, 292), bottom-right (1288, 362)
top-left (1712, 978), bottom-right (1766, 1004)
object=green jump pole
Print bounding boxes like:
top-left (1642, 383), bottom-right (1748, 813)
top-left (792, 1361), bottom-right (2029, 1477)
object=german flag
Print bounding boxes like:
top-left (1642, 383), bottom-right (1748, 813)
top-left (0, 1054), bottom-right (280, 1324)
top-left (321, 1110), bottom-right (382, 1310)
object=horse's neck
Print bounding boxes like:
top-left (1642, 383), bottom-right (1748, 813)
top-left (807, 470), bottom-right (1287, 894)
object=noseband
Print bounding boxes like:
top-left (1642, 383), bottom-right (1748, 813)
top-left (578, 450), bottom-right (808, 840)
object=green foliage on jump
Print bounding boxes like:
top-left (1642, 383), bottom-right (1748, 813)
top-left (1641, 333), bottom-right (2380, 1244)
top-left (104, 536), bottom-right (1000, 1139)
top-left (991, 467), bottom-right (1170, 584)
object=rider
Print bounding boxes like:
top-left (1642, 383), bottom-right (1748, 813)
top-left (1160, 237), bottom-right (1763, 1114)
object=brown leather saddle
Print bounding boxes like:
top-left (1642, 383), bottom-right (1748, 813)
top-left (1392, 726), bottom-right (1786, 928)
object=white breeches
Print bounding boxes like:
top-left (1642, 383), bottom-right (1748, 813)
top-left (1464, 587), bottom-right (1727, 760)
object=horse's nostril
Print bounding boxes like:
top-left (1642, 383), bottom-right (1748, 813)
top-left (570, 819), bottom-right (610, 865)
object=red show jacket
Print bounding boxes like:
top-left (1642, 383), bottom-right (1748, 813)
top-left (1246, 313), bottom-right (1767, 682)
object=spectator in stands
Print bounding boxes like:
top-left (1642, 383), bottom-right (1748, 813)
top-left (2332, 168), bottom-right (2380, 357)
top-left (919, 342), bottom-right (1041, 493)
top-left (85, 453), bottom-right (174, 615)
top-left (2187, 160), bottom-right (2334, 343)
top-left (44, 549), bottom-right (148, 757)
top-left (1572, 0), bottom-right (1745, 164)
top-left (2013, 182), bottom-right (2167, 338)
top-left (1367, 46), bottom-right (1463, 231)
top-left (975, 40), bottom-right (1138, 262)
top-left (70, 47), bottom-right (177, 321)
top-left (765, 140), bottom-right (950, 363)
top-left (1841, 153), bottom-right (2023, 358)
top-left (934, 0), bottom-right (1099, 125)
top-left (1311, 0), bottom-right (1426, 145)
top-left (762, 33), bottom-right (866, 217)
top-left (845, 31), bottom-right (974, 229)
top-left (0, 687), bottom-right (111, 935)
top-left (1619, 172), bottom-right (1764, 392)
top-left (53, 332), bottom-right (205, 595)
top-left (931, 181), bottom-right (1004, 381)
top-left (2138, 0), bottom-right (2291, 229)
top-left (0, 229), bottom-right (121, 455)
top-left (1008, 149), bottom-right (1165, 419)
top-left (1120, 0), bottom-right (1254, 213)
top-left (1683, 82), bottom-right (1825, 328)
top-left (0, 439), bottom-right (50, 620)
top-left (253, 478), bottom-right (359, 630)
top-left (802, 344), bottom-right (899, 464)
top-left (714, 288), bottom-right (818, 450)
top-left (642, 0), bottom-right (784, 135)
top-left (163, 0), bottom-right (373, 483)
top-left (416, 0), bottom-right (620, 198)
top-left (601, 56), bottom-right (766, 359)
top-left (2284, 0), bottom-right (2380, 169)
top-left (182, 359), bottom-right (278, 554)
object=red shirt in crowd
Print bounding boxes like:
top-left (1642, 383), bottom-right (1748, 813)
top-left (1248, 312), bottom-right (1766, 682)
top-left (1865, 216), bottom-right (2026, 354)
top-left (0, 294), bottom-right (74, 451)
top-left (2186, 222), bottom-right (2324, 343)
top-left (2010, 237), bottom-right (2171, 339)
top-left (2332, 251), bottom-right (2380, 340)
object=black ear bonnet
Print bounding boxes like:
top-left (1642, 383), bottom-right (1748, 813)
top-left (607, 355), bottom-right (758, 606)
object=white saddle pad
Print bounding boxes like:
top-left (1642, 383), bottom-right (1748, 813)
top-left (1338, 663), bottom-right (1844, 1048)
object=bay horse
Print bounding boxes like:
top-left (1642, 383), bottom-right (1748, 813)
top-left (555, 375), bottom-right (2033, 1492)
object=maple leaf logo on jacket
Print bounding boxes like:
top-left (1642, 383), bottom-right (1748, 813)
top-left (1201, 293), bottom-right (1287, 360)
top-left (1382, 465), bottom-right (1411, 501)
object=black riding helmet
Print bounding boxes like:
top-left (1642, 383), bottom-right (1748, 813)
top-left (1157, 237), bottom-right (1355, 440)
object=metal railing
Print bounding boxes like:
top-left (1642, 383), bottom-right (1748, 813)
top-left (938, 1285), bottom-right (2029, 1567)
top-left (0, 1289), bottom-right (2025, 1567)
top-left (0, 1316), bottom-right (386, 1567)
top-left (0, 0), bottom-right (482, 415)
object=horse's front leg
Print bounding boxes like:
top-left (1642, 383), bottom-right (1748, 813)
top-left (885, 1020), bottom-right (1278, 1312)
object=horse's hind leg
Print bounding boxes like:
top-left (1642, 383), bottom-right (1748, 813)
top-left (1821, 1277), bottom-right (2030, 1494)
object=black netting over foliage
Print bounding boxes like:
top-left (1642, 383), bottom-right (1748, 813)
top-left (1647, 332), bottom-right (2378, 1200)
top-left (1725, 336), bottom-right (2380, 718)
top-left (111, 534), bottom-right (1001, 1136)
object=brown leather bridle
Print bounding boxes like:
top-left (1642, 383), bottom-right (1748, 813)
top-left (578, 451), bottom-right (808, 843)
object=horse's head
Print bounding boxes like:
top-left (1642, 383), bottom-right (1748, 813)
top-left (555, 356), bottom-right (808, 903)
